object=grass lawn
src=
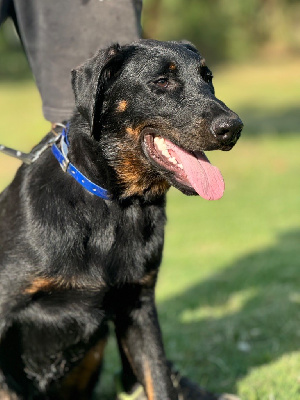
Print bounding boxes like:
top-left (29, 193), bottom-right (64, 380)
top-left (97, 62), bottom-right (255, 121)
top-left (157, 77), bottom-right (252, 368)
top-left (0, 57), bottom-right (300, 399)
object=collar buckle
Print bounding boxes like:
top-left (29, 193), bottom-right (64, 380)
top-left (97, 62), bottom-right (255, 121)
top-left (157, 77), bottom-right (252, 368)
top-left (51, 122), bottom-right (110, 200)
top-left (61, 158), bottom-right (70, 172)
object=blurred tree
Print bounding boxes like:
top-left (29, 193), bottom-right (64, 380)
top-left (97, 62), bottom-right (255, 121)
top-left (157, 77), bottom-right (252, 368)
top-left (142, 0), bottom-right (300, 64)
top-left (0, 0), bottom-right (299, 80)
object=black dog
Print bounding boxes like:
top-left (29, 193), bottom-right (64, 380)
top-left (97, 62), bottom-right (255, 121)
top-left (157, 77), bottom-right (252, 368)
top-left (0, 40), bottom-right (243, 399)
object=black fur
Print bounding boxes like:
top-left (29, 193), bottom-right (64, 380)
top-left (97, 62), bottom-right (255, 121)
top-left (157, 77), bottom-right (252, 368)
top-left (0, 39), bottom-right (243, 399)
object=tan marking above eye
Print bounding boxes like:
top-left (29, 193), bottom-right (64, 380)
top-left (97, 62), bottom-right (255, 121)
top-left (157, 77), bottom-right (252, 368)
top-left (169, 62), bottom-right (177, 71)
top-left (200, 58), bottom-right (206, 67)
top-left (117, 100), bottom-right (128, 112)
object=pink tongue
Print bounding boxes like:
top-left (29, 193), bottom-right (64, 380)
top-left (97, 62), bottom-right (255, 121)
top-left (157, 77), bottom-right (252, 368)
top-left (166, 140), bottom-right (225, 200)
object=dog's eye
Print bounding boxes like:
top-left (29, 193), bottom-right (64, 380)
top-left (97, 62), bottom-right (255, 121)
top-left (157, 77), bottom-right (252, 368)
top-left (200, 66), bottom-right (213, 84)
top-left (154, 78), bottom-right (169, 89)
top-left (204, 71), bottom-right (213, 84)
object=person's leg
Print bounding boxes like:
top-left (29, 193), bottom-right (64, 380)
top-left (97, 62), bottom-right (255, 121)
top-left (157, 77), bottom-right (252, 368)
top-left (12, 0), bottom-right (143, 123)
top-left (0, 0), bottom-right (13, 24)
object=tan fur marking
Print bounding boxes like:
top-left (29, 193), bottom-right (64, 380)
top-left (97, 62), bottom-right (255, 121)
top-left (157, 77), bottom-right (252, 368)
top-left (126, 126), bottom-right (140, 138)
top-left (117, 100), bottom-right (128, 112)
top-left (24, 276), bottom-right (103, 295)
top-left (114, 135), bottom-right (170, 198)
top-left (0, 390), bottom-right (19, 400)
top-left (116, 156), bottom-right (170, 198)
top-left (144, 358), bottom-right (155, 400)
top-left (200, 58), bottom-right (206, 67)
top-left (120, 339), bottom-right (139, 378)
top-left (61, 338), bottom-right (107, 398)
top-left (24, 278), bottom-right (57, 294)
top-left (169, 62), bottom-right (176, 71)
top-left (139, 270), bottom-right (158, 288)
top-left (123, 180), bottom-right (169, 199)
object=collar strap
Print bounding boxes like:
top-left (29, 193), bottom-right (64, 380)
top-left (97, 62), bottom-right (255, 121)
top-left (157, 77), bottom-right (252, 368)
top-left (51, 123), bottom-right (110, 200)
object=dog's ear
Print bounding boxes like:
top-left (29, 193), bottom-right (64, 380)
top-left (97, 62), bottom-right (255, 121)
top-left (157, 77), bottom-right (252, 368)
top-left (71, 44), bottom-right (129, 135)
top-left (91, 45), bottom-right (133, 140)
top-left (176, 40), bottom-right (200, 55)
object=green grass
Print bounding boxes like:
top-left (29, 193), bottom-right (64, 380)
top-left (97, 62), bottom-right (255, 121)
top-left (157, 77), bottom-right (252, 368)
top-left (0, 58), bottom-right (300, 399)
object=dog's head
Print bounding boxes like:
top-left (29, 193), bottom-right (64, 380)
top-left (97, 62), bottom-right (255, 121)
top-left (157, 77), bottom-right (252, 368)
top-left (72, 40), bottom-right (243, 199)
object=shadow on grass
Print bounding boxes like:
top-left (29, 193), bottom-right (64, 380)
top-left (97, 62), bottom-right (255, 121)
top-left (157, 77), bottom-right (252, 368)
top-left (158, 228), bottom-right (300, 394)
top-left (238, 106), bottom-right (300, 135)
top-left (97, 229), bottom-right (299, 398)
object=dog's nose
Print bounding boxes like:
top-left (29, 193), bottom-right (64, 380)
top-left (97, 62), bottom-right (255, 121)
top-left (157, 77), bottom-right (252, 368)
top-left (211, 117), bottom-right (243, 145)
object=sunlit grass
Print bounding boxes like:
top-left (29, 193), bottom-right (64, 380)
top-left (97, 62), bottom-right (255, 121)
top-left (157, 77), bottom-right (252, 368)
top-left (214, 57), bottom-right (300, 111)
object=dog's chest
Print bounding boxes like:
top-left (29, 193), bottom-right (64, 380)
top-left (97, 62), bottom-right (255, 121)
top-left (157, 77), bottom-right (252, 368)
top-left (20, 202), bottom-right (166, 322)
top-left (74, 201), bottom-right (166, 285)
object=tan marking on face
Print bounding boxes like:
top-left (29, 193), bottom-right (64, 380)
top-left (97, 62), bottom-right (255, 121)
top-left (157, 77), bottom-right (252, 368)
top-left (144, 358), bottom-right (155, 400)
top-left (116, 155), bottom-right (170, 198)
top-left (126, 126), bottom-right (141, 138)
top-left (122, 178), bottom-right (169, 199)
top-left (169, 62), bottom-right (177, 71)
top-left (117, 100), bottom-right (128, 112)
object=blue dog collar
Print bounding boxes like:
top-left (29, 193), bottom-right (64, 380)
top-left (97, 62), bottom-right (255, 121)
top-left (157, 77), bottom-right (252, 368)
top-left (51, 123), bottom-right (110, 200)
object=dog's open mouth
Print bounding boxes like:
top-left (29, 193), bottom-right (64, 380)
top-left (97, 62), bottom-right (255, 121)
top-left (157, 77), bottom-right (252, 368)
top-left (144, 134), bottom-right (225, 200)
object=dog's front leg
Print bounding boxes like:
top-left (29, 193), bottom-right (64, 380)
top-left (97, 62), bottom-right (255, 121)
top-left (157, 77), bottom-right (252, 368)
top-left (115, 286), bottom-right (177, 400)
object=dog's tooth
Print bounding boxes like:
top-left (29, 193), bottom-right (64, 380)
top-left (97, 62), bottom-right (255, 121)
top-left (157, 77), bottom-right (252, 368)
top-left (169, 157), bottom-right (177, 164)
top-left (154, 137), bottom-right (167, 152)
top-left (159, 140), bottom-right (166, 149)
top-left (178, 163), bottom-right (183, 169)
top-left (162, 149), bottom-right (171, 158)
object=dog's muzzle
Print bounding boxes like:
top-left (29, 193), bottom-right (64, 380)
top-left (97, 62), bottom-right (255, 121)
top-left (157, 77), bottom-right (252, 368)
top-left (211, 117), bottom-right (243, 148)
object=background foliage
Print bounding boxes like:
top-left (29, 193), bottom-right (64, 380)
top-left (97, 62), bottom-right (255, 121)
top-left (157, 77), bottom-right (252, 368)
top-left (142, 0), bottom-right (300, 63)
top-left (1, 0), bottom-right (300, 76)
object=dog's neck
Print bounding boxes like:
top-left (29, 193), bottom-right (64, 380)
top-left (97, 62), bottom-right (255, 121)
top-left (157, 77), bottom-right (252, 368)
top-left (65, 120), bottom-right (112, 197)
top-left (64, 115), bottom-right (169, 202)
